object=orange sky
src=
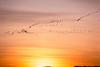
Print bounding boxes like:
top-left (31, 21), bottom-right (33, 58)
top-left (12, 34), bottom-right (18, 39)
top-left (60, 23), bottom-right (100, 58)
top-left (0, 0), bottom-right (100, 67)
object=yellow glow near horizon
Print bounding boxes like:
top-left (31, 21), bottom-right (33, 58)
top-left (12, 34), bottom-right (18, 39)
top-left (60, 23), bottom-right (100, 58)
top-left (35, 58), bottom-right (54, 67)
top-left (28, 57), bottom-right (72, 67)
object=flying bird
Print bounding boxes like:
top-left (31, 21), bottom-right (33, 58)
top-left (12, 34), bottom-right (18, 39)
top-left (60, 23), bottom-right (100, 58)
top-left (28, 19), bottom-right (62, 29)
top-left (75, 9), bottom-right (100, 21)
top-left (29, 23), bottom-right (39, 28)
top-left (5, 17), bottom-right (63, 35)
top-left (17, 29), bottom-right (33, 34)
top-left (6, 29), bottom-right (33, 35)
top-left (75, 18), bottom-right (82, 21)
top-left (20, 29), bottom-right (28, 33)
top-left (48, 19), bottom-right (62, 24)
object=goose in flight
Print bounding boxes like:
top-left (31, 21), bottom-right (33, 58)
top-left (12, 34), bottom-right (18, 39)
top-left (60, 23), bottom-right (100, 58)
top-left (18, 29), bottom-right (28, 33)
top-left (28, 19), bottom-right (62, 29)
top-left (48, 19), bottom-right (62, 24)
top-left (75, 9), bottom-right (100, 21)
top-left (6, 29), bottom-right (33, 35)
top-left (17, 29), bottom-right (33, 34)
top-left (29, 23), bottom-right (39, 28)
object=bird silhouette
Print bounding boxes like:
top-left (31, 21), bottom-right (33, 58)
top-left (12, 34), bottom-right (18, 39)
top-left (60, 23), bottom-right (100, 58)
top-left (6, 29), bottom-right (33, 35)
top-left (19, 29), bottom-right (28, 33)
top-left (75, 9), bottom-right (100, 22)
top-left (28, 19), bottom-right (62, 29)
top-left (5, 17), bottom-right (62, 35)
top-left (48, 19), bottom-right (62, 24)
top-left (17, 29), bottom-right (33, 34)
top-left (75, 18), bottom-right (81, 21)
top-left (29, 23), bottom-right (39, 28)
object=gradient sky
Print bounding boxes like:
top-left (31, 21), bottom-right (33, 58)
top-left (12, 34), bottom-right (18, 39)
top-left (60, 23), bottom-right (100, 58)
top-left (0, 0), bottom-right (100, 67)
top-left (0, 0), bottom-right (100, 12)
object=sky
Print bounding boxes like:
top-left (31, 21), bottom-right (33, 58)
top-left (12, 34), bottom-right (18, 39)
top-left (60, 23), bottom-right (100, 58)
top-left (0, 0), bottom-right (100, 67)
top-left (0, 0), bottom-right (100, 12)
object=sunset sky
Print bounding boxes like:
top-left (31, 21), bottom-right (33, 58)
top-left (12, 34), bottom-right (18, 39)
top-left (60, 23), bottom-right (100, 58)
top-left (0, 0), bottom-right (100, 67)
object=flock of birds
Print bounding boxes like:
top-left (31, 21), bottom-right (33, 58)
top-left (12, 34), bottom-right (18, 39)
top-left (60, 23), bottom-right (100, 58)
top-left (6, 9), bottom-right (100, 35)
top-left (6, 19), bottom-right (62, 35)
